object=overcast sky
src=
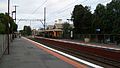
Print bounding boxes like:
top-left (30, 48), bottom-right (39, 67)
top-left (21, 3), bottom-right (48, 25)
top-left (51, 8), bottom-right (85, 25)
top-left (0, 0), bottom-right (111, 30)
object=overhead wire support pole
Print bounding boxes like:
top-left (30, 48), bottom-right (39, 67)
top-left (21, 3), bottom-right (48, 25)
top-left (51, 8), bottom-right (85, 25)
top-left (44, 7), bottom-right (46, 30)
top-left (15, 5), bottom-right (17, 23)
top-left (7, 0), bottom-right (10, 54)
top-left (17, 19), bottom-right (44, 28)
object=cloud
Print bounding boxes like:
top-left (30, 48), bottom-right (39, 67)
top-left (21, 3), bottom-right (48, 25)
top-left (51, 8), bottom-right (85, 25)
top-left (0, 1), bottom-right (7, 13)
top-left (0, 0), bottom-right (112, 30)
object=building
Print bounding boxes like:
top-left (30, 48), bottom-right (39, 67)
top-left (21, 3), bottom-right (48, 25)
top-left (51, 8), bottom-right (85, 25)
top-left (38, 19), bottom-right (74, 38)
top-left (32, 29), bottom-right (39, 35)
top-left (45, 19), bottom-right (63, 38)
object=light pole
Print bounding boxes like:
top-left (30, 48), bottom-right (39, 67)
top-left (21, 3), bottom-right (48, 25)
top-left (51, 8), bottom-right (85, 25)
top-left (12, 5), bottom-right (18, 40)
top-left (14, 5), bottom-right (18, 23)
top-left (67, 18), bottom-right (74, 39)
top-left (12, 5), bottom-right (18, 23)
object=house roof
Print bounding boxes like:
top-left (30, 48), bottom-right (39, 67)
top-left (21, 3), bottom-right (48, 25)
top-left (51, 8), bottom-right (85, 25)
top-left (46, 29), bottom-right (62, 31)
top-left (47, 25), bottom-right (54, 30)
top-left (38, 29), bottom-right (63, 32)
top-left (54, 23), bottom-right (63, 29)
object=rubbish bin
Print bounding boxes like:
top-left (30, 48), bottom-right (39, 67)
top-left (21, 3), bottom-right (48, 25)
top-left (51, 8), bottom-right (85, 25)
top-left (84, 38), bottom-right (90, 43)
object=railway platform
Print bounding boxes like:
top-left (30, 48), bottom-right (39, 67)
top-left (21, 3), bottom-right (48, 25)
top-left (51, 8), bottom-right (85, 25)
top-left (64, 39), bottom-right (120, 50)
top-left (0, 37), bottom-right (87, 68)
top-left (33, 36), bottom-right (120, 67)
top-left (57, 39), bottom-right (120, 50)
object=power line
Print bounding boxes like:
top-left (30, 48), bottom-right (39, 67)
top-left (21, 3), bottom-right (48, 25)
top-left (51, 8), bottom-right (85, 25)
top-left (101, 0), bottom-right (111, 4)
top-left (53, 0), bottom-right (88, 14)
top-left (32, 0), bottom-right (47, 14)
top-left (52, 0), bottom-right (78, 14)
top-left (48, 0), bottom-right (88, 18)
top-left (47, 0), bottom-right (78, 18)
top-left (59, 0), bottom-right (88, 13)
top-left (46, 0), bottom-right (88, 25)
top-left (86, 0), bottom-right (111, 5)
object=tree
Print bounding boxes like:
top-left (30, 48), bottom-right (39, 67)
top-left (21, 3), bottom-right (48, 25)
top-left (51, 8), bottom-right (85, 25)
top-left (0, 13), bottom-right (18, 34)
top-left (19, 30), bottom-right (24, 36)
top-left (71, 4), bottom-right (92, 34)
top-left (93, 4), bottom-right (107, 34)
top-left (112, 18), bottom-right (120, 34)
top-left (9, 16), bottom-right (18, 33)
top-left (0, 23), bottom-right (5, 34)
top-left (0, 13), bottom-right (8, 33)
top-left (23, 26), bottom-right (32, 36)
top-left (62, 22), bottom-right (72, 34)
top-left (106, 0), bottom-right (120, 34)
top-left (27, 26), bottom-right (32, 35)
top-left (92, 0), bottom-right (120, 34)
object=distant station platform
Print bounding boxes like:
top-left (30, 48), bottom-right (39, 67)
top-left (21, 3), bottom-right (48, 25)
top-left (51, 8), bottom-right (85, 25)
top-left (0, 37), bottom-right (88, 68)
top-left (58, 39), bottom-right (120, 51)
top-left (38, 37), bottom-right (120, 51)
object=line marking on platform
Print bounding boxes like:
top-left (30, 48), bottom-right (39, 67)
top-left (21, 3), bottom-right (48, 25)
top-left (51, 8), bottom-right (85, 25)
top-left (23, 37), bottom-right (104, 68)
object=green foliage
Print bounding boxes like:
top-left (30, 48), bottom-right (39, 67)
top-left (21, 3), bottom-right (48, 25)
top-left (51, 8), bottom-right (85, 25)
top-left (0, 13), bottom-right (18, 34)
top-left (19, 30), bottom-right (24, 36)
top-left (106, 0), bottom-right (120, 34)
top-left (9, 16), bottom-right (18, 33)
top-left (62, 22), bottom-right (72, 34)
top-left (72, 0), bottom-right (120, 34)
top-left (112, 18), bottom-right (120, 34)
top-left (72, 5), bottom-right (92, 34)
top-left (23, 26), bottom-right (32, 36)
top-left (0, 23), bottom-right (5, 34)
top-left (93, 4), bottom-right (107, 34)
top-left (0, 13), bottom-right (8, 33)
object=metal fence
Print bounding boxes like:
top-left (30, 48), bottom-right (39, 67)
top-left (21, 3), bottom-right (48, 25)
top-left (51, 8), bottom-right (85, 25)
top-left (63, 34), bottom-right (120, 44)
top-left (0, 34), bottom-right (8, 58)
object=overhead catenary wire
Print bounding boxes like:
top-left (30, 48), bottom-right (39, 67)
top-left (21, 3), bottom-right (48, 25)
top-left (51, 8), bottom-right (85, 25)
top-left (50, 0), bottom-right (112, 15)
top-left (47, 0), bottom-right (77, 19)
top-left (46, 0), bottom-right (88, 25)
top-left (57, 0), bottom-right (88, 14)
top-left (17, 0), bottom-right (47, 24)
top-left (55, 0), bottom-right (111, 20)
top-left (17, 0), bottom-right (112, 29)
top-left (100, 0), bottom-right (111, 4)
top-left (85, 0), bottom-right (111, 5)
top-left (31, 0), bottom-right (47, 14)
top-left (48, 0), bottom-right (88, 19)
top-left (52, 0), bottom-right (78, 14)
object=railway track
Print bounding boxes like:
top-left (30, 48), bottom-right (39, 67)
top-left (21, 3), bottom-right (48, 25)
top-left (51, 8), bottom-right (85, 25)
top-left (30, 37), bottom-right (120, 68)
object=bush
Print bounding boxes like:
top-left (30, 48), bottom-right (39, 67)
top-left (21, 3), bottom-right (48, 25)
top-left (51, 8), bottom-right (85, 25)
top-left (0, 23), bottom-right (5, 34)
